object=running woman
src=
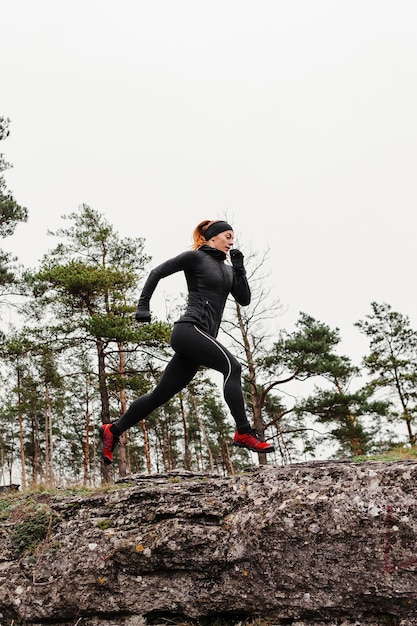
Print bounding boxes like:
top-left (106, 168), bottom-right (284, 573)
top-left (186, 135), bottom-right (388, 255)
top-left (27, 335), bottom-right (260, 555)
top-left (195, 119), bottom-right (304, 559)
top-left (100, 219), bottom-right (274, 464)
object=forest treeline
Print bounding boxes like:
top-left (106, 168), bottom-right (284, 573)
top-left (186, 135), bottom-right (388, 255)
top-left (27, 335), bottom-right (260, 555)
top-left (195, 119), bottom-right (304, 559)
top-left (1, 118), bottom-right (417, 489)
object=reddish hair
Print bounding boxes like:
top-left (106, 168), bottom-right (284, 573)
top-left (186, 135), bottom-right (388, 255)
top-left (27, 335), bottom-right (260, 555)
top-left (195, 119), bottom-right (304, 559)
top-left (191, 220), bottom-right (221, 249)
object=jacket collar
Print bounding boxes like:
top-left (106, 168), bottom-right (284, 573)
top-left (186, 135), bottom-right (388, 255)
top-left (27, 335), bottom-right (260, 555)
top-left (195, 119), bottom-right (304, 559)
top-left (199, 244), bottom-right (227, 261)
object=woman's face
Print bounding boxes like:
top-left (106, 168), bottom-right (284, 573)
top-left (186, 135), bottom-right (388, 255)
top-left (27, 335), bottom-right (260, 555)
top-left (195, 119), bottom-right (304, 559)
top-left (208, 229), bottom-right (234, 254)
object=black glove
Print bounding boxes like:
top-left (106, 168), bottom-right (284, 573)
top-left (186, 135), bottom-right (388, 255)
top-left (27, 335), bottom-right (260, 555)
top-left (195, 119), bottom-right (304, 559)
top-left (135, 306), bottom-right (151, 323)
top-left (229, 249), bottom-right (245, 271)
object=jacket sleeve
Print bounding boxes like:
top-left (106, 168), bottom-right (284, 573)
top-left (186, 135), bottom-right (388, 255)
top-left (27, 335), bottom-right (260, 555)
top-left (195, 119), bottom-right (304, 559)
top-left (231, 268), bottom-right (251, 306)
top-left (137, 251), bottom-right (195, 311)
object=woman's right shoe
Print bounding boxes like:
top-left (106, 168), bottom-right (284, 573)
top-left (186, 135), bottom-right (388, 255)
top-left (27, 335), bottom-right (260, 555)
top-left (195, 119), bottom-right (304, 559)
top-left (233, 429), bottom-right (275, 453)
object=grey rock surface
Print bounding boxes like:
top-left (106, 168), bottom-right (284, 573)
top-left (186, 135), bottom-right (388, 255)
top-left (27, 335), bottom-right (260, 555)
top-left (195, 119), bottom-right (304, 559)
top-left (0, 461), bottom-right (417, 625)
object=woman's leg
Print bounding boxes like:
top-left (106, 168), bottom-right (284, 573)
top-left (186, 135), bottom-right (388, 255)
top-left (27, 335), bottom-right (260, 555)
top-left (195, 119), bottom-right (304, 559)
top-left (101, 327), bottom-right (200, 463)
top-left (170, 323), bottom-right (251, 433)
top-left (173, 326), bottom-right (274, 452)
top-left (101, 322), bottom-right (273, 464)
top-left (112, 352), bottom-right (199, 434)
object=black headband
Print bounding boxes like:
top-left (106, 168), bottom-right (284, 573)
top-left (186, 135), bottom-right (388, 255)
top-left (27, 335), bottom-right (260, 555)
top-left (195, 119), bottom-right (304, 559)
top-left (204, 221), bottom-right (233, 240)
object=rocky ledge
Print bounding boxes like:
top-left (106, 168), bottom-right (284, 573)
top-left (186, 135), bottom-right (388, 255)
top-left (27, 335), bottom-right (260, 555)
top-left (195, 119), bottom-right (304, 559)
top-left (0, 460), bottom-right (417, 626)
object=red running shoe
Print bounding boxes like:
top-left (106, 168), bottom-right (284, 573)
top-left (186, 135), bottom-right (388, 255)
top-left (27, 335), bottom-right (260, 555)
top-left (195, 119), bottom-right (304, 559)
top-left (233, 429), bottom-right (275, 453)
top-left (99, 423), bottom-right (119, 465)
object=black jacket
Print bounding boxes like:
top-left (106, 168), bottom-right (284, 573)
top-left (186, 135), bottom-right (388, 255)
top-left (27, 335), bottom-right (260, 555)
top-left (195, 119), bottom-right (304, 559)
top-left (137, 245), bottom-right (251, 337)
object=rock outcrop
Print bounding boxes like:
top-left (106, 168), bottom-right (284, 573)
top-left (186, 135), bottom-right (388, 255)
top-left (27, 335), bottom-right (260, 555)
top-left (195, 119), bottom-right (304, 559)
top-left (1, 460), bottom-right (417, 626)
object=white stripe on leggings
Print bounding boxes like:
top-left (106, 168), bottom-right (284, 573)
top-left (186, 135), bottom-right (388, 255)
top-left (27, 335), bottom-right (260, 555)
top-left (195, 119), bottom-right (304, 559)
top-left (193, 325), bottom-right (232, 391)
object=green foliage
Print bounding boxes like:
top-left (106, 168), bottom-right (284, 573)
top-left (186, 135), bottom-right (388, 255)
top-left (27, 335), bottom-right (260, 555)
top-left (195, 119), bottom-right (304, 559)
top-left (266, 312), bottom-right (357, 382)
top-left (259, 312), bottom-right (377, 457)
top-left (2, 187), bottom-right (417, 483)
top-left (298, 387), bottom-right (387, 456)
top-left (0, 117), bottom-right (28, 288)
top-left (0, 492), bottom-right (22, 521)
top-left (356, 302), bottom-right (417, 445)
top-left (13, 205), bottom-right (173, 480)
top-left (352, 444), bottom-right (417, 463)
top-left (96, 518), bottom-right (113, 530)
top-left (10, 499), bottom-right (60, 554)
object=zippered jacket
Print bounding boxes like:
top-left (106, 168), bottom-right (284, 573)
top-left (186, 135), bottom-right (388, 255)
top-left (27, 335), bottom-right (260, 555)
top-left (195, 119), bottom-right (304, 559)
top-left (137, 245), bottom-right (251, 337)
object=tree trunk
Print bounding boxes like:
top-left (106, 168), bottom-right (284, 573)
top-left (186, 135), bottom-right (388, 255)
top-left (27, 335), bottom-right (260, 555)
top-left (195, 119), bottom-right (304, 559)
top-left (30, 414), bottom-right (41, 488)
top-left (96, 336), bottom-right (110, 423)
top-left (190, 394), bottom-right (215, 473)
top-left (179, 392), bottom-right (191, 470)
top-left (401, 405), bottom-right (415, 447)
top-left (141, 420), bottom-right (152, 474)
top-left (117, 342), bottom-right (128, 478)
top-left (335, 381), bottom-right (365, 456)
top-left (96, 336), bottom-right (112, 482)
top-left (234, 302), bottom-right (268, 465)
top-left (44, 384), bottom-right (54, 487)
top-left (83, 396), bottom-right (90, 487)
top-left (222, 440), bottom-right (234, 476)
top-left (167, 432), bottom-right (175, 470)
top-left (17, 368), bottom-right (27, 491)
top-left (0, 437), bottom-right (5, 486)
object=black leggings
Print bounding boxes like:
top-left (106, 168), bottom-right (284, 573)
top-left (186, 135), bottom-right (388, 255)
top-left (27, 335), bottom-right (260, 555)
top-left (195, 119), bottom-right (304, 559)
top-left (113, 322), bottom-right (250, 434)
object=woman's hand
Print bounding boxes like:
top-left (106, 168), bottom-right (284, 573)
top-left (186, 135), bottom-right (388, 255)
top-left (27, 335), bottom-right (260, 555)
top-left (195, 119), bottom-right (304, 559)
top-left (229, 249), bottom-right (245, 271)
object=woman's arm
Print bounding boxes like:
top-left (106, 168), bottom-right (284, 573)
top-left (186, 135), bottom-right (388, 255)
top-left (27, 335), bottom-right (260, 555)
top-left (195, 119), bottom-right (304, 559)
top-left (135, 251), bottom-right (195, 321)
top-left (229, 249), bottom-right (251, 306)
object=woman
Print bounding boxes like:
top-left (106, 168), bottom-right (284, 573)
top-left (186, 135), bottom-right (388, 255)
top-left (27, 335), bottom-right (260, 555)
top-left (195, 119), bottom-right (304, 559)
top-left (100, 219), bottom-right (274, 464)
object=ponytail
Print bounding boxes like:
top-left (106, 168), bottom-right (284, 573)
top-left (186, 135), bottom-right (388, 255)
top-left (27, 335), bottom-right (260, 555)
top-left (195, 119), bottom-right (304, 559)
top-left (192, 220), bottom-right (215, 249)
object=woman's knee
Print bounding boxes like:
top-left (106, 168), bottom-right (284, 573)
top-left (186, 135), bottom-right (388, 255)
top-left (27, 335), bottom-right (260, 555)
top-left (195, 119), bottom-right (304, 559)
top-left (229, 356), bottom-right (242, 377)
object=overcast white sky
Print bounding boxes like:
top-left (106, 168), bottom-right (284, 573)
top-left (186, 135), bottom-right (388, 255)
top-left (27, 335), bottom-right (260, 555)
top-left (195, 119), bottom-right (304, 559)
top-left (2, 0), bottom-right (417, 364)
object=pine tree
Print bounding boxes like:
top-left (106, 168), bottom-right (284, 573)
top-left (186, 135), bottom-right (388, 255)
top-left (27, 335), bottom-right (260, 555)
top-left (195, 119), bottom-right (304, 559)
top-left (0, 117), bottom-right (27, 292)
top-left (356, 302), bottom-right (417, 446)
top-left (25, 205), bottom-right (170, 481)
